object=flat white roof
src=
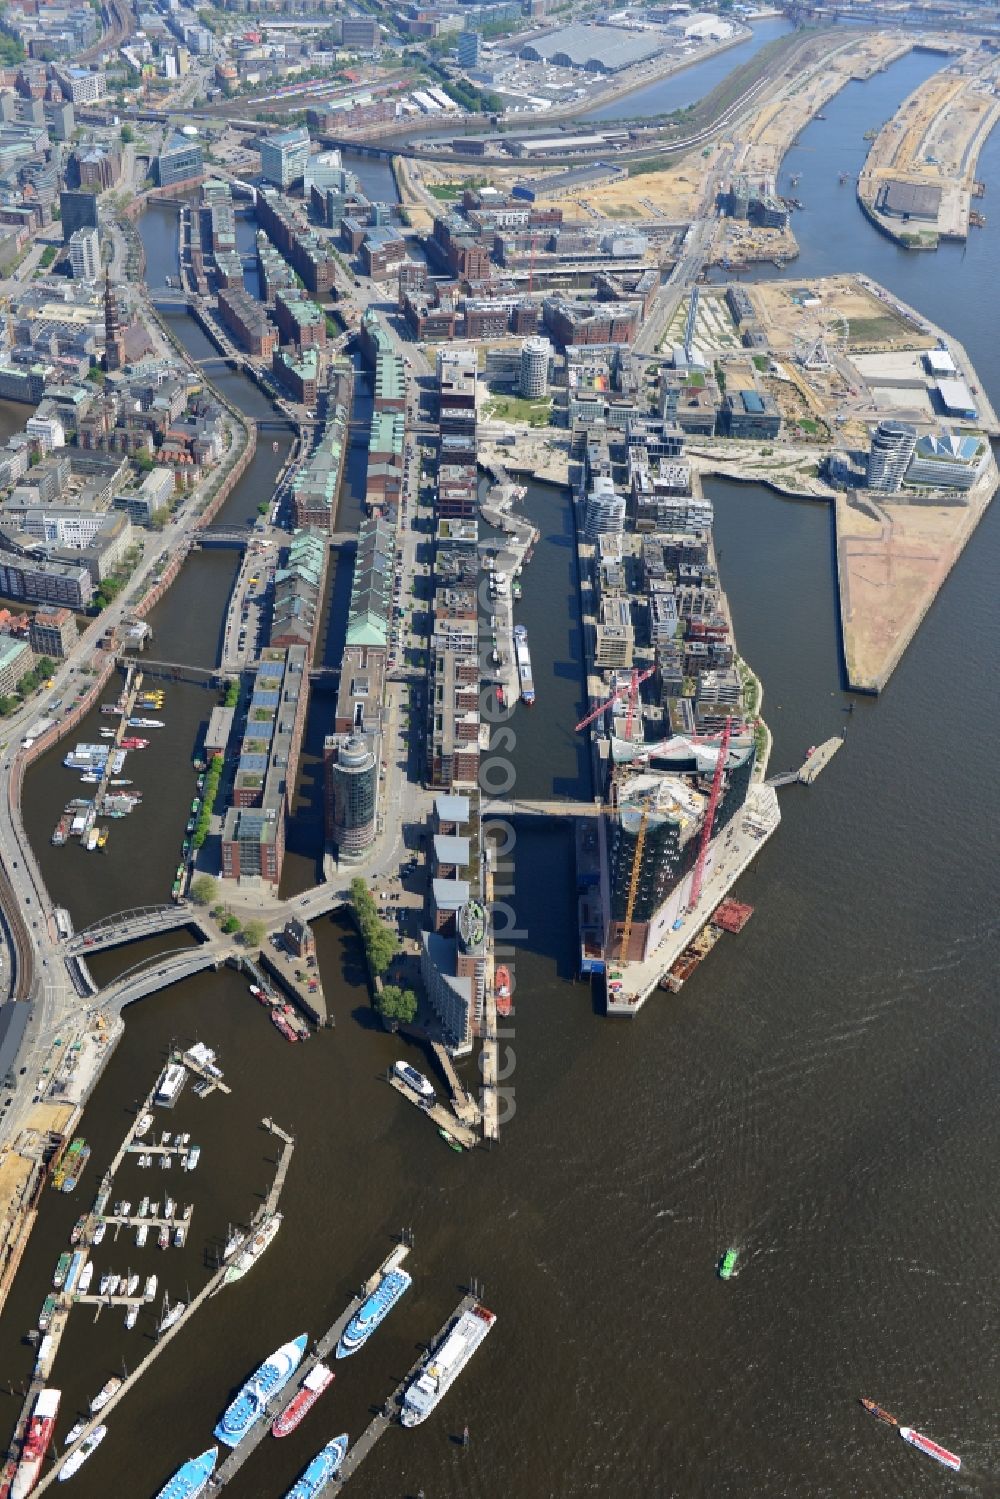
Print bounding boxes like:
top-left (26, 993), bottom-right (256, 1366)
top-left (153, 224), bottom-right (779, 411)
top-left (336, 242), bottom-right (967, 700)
top-left (937, 377), bottom-right (976, 413)
top-left (925, 348), bottom-right (956, 373)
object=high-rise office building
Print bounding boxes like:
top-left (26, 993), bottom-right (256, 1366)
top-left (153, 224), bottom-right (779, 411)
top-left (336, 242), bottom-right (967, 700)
top-left (156, 131), bottom-right (204, 189)
top-left (260, 126), bottom-right (310, 190)
top-left (59, 188), bottom-right (98, 245)
top-left (325, 733), bottom-right (378, 859)
top-left (458, 29), bottom-right (481, 68)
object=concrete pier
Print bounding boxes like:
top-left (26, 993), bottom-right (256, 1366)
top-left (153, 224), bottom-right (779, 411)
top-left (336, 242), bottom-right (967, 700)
top-left (212, 1245), bottom-right (413, 1489)
top-left (798, 735), bottom-right (843, 784)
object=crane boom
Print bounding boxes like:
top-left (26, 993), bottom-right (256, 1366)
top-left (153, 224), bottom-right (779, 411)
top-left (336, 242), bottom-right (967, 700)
top-left (619, 803), bottom-right (648, 962)
top-left (687, 715), bottom-right (732, 915)
top-left (575, 666), bottom-right (656, 734)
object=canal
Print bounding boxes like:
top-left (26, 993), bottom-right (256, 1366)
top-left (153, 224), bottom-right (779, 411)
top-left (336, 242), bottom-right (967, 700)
top-left (5, 45), bottom-right (1000, 1499)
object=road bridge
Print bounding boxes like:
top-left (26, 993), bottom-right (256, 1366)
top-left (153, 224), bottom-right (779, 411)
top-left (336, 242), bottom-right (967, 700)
top-left (98, 944), bottom-right (232, 1014)
top-left (66, 904), bottom-right (205, 955)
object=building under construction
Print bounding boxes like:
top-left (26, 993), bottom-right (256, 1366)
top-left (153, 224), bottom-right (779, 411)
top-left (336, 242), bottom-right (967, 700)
top-left (605, 732), bottom-right (756, 963)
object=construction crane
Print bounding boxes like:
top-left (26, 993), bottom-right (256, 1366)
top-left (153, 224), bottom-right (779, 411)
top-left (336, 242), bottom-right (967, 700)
top-left (686, 715), bottom-right (733, 916)
top-left (575, 666), bottom-right (656, 742)
top-left (619, 801), bottom-right (648, 964)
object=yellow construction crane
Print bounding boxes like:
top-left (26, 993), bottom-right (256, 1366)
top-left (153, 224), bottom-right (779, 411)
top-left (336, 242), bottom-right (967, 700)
top-left (619, 803), bottom-right (649, 962)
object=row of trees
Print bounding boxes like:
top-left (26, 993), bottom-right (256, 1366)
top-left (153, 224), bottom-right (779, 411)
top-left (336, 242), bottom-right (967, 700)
top-left (349, 877), bottom-right (399, 975)
top-left (348, 879), bottom-right (419, 1026)
top-left (191, 756), bottom-right (223, 850)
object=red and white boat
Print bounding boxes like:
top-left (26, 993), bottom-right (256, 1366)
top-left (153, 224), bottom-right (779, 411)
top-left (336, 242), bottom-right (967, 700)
top-left (250, 984), bottom-right (275, 1008)
top-left (272, 1363), bottom-right (334, 1437)
top-left (270, 1009), bottom-right (297, 1042)
top-left (11, 1388), bottom-right (60, 1499)
top-left (495, 965), bottom-right (512, 1018)
top-left (900, 1426), bottom-right (961, 1472)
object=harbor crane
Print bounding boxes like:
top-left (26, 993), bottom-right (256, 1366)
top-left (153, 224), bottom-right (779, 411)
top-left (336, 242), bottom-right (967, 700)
top-left (575, 666), bottom-right (657, 743)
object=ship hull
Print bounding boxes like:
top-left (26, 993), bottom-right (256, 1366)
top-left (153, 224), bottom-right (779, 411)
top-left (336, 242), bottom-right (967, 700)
top-left (214, 1336), bottom-right (307, 1447)
top-left (154, 1447), bottom-right (218, 1499)
top-left (900, 1426), bottom-right (961, 1471)
top-left (337, 1270), bottom-right (411, 1358)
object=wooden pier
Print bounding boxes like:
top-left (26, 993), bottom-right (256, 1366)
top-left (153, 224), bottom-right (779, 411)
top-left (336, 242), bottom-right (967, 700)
top-left (319, 1294), bottom-right (478, 1494)
top-left (261, 1118), bottom-right (295, 1215)
top-left (32, 1256), bottom-right (232, 1496)
top-left (178, 1046), bottom-right (232, 1096)
top-left (430, 1043), bottom-right (480, 1129)
top-left (213, 1245), bottom-right (412, 1489)
top-left (124, 1142), bottom-right (195, 1156)
top-left (387, 1076), bottom-right (478, 1150)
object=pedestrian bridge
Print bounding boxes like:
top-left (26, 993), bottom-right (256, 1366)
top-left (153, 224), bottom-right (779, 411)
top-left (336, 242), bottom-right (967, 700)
top-left (66, 904), bottom-right (205, 955)
top-left (481, 799), bottom-right (605, 819)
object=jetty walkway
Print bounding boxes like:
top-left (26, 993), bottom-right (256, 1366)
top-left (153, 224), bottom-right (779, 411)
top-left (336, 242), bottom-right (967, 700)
top-left (387, 1074), bottom-right (478, 1149)
top-left (320, 1293), bottom-right (478, 1495)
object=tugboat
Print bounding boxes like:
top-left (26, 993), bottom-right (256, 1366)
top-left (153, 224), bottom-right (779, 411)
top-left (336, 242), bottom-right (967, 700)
top-left (718, 1248), bottom-right (738, 1281)
top-left (860, 1397), bottom-right (898, 1426)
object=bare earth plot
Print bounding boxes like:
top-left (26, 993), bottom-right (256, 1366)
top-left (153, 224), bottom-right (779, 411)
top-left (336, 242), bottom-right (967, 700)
top-left (836, 470), bottom-right (996, 691)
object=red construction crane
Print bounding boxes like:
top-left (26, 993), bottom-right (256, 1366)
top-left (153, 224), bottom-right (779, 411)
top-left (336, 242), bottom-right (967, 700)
top-left (575, 666), bottom-right (656, 741)
top-left (686, 715), bottom-right (733, 916)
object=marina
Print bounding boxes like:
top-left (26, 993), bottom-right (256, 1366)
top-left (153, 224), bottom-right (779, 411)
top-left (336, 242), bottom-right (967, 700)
top-left (4, 1077), bottom-right (296, 1496)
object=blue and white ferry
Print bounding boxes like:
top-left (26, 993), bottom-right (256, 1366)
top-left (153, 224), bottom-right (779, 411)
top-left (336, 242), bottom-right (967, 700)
top-left (155, 1446), bottom-right (218, 1499)
top-left (337, 1269), bottom-right (412, 1358)
top-left (284, 1435), bottom-right (349, 1498)
top-left (214, 1335), bottom-right (307, 1447)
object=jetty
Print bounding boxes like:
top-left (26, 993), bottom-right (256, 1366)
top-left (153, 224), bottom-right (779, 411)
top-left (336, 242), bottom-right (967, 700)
top-left (429, 1043), bottom-right (480, 1130)
top-left (387, 1074), bottom-right (478, 1150)
top-left (212, 1244), bottom-right (413, 1489)
top-left (319, 1292), bottom-right (479, 1494)
top-left (765, 734), bottom-right (844, 788)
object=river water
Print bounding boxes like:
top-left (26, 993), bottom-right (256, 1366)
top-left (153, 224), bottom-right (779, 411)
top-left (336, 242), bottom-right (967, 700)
top-left (579, 16), bottom-right (793, 122)
top-left (5, 50), bottom-right (1000, 1498)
